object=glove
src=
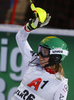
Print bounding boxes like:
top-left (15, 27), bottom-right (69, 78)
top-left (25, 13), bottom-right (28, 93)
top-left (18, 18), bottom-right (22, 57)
top-left (25, 13), bottom-right (51, 31)
top-left (40, 13), bottom-right (51, 27)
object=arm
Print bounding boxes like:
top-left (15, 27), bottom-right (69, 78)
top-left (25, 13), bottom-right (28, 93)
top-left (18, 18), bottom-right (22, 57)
top-left (16, 26), bottom-right (34, 71)
top-left (16, 13), bottom-right (51, 68)
top-left (54, 79), bottom-right (68, 100)
top-left (16, 18), bottom-right (41, 63)
top-left (16, 26), bottom-right (33, 60)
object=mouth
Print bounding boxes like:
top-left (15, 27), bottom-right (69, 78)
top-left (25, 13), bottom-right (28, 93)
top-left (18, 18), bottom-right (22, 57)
top-left (39, 59), bottom-right (45, 65)
top-left (40, 59), bottom-right (44, 61)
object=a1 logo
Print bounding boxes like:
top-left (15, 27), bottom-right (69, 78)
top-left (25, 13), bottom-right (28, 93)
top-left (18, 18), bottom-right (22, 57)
top-left (27, 78), bottom-right (49, 91)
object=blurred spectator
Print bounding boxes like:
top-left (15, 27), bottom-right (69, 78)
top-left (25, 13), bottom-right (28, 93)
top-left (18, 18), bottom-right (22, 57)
top-left (0, 0), bottom-right (10, 23)
top-left (5, 0), bottom-right (28, 25)
top-left (0, 0), bottom-right (74, 29)
top-left (25, 0), bottom-right (74, 29)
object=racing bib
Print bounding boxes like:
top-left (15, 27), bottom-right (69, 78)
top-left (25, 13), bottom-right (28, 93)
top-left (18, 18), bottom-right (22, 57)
top-left (14, 84), bottom-right (45, 100)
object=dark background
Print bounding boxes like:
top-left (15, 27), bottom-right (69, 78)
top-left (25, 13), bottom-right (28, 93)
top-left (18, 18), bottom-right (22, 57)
top-left (0, 0), bottom-right (74, 29)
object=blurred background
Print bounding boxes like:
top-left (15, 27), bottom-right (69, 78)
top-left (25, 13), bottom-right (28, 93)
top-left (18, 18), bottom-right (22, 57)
top-left (0, 0), bottom-right (74, 100)
top-left (0, 0), bottom-right (74, 29)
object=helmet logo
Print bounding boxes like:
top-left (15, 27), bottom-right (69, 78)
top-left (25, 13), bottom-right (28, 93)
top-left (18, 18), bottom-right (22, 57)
top-left (50, 49), bottom-right (68, 56)
top-left (52, 50), bottom-right (63, 53)
top-left (41, 36), bottom-right (56, 44)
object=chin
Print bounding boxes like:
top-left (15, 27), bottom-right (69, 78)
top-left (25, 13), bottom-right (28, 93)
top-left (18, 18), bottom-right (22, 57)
top-left (40, 64), bottom-right (45, 67)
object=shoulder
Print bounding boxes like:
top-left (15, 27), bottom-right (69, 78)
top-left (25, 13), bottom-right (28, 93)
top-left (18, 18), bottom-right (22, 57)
top-left (54, 73), bottom-right (68, 91)
top-left (53, 74), bottom-right (68, 100)
top-left (51, 73), bottom-right (68, 89)
top-left (55, 72), bottom-right (68, 82)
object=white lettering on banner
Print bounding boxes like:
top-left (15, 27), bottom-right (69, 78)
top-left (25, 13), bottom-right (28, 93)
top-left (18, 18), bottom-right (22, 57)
top-left (0, 78), bottom-right (6, 100)
top-left (10, 47), bottom-right (25, 81)
top-left (0, 38), bottom-right (8, 72)
top-left (0, 78), bottom-right (17, 100)
top-left (0, 38), bottom-right (25, 81)
top-left (0, 38), bottom-right (26, 99)
top-left (8, 87), bottom-right (17, 100)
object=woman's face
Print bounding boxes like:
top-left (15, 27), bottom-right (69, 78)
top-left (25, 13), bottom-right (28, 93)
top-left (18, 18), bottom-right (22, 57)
top-left (39, 46), bottom-right (50, 67)
top-left (39, 54), bottom-right (49, 67)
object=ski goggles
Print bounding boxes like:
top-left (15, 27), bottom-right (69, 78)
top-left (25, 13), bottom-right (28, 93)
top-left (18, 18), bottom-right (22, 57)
top-left (38, 46), bottom-right (50, 57)
top-left (38, 46), bottom-right (69, 58)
